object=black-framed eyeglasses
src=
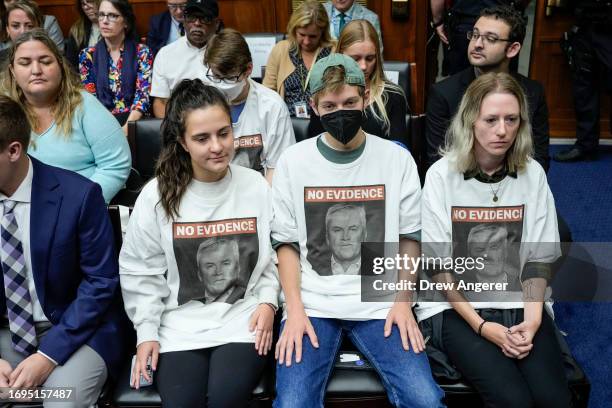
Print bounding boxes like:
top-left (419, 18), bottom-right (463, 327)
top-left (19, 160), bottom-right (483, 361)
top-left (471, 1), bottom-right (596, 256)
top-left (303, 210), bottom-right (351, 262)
top-left (467, 30), bottom-right (511, 45)
top-left (206, 67), bottom-right (246, 84)
top-left (167, 3), bottom-right (187, 11)
top-left (184, 14), bottom-right (215, 25)
top-left (97, 12), bottom-right (121, 22)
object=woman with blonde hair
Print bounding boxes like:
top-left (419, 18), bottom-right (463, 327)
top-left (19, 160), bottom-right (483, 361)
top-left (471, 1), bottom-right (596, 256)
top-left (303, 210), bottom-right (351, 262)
top-left (66, 0), bottom-right (101, 70)
top-left (416, 72), bottom-right (572, 407)
top-left (308, 19), bottom-right (409, 146)
top-left (263, 0), bottom-right (334, 117)
top-left (0, 0), bottom-right (43, 67)
top-left (2, 29), bottom-right (131, 203)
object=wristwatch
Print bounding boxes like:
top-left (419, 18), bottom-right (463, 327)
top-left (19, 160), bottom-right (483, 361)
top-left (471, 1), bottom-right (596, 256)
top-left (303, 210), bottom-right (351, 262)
top-left (431, 19), bottom-right (444, 28)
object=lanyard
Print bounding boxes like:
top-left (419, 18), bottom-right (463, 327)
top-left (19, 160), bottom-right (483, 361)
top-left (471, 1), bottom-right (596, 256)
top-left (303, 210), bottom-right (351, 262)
top-left (298, 47), bottom-right (321, 93)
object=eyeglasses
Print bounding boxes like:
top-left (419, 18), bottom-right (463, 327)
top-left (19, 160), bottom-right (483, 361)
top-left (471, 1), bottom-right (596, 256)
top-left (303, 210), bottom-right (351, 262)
top-left (206, 67), bottom-right (245, 84)
top-left (167, 3), bottom-right (187, 11)
top-left (467, 30), bottom-right (511, 45)
top-left (185, 14), bottom-right (215, 25)
top-left (97, 12), bottom-right (121, 22)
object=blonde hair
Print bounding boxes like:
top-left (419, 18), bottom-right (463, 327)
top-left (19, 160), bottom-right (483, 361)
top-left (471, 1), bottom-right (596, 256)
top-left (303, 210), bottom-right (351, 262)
top-left (69, 0), bottom-right (101, 48)
top-left (2, 29), bottom-right (83, 138)
top-left (286, 0), bottom-right (333, 52)
top-left (336, 19), bottom-right (404, 136)
top-left (6, 0), bottom-right (44, 32)
top-left (443, 72), bottom-right (533, 173)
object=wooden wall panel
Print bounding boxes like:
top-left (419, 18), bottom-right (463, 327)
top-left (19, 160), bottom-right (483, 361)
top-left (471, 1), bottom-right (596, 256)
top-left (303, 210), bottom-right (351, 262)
top-left (38, 0), bottom-right (77, 37)
top-left (275, 0), bottom-right (291, 33)
top-left (368, 0), bottom-right (428, 113)
top-left (217, 0), bottom-right (277, 32)
top-left (37, 0), bottom-right (427, 111)
top-left (38, 0), bottom-right (276, 38)
top-left (530, 0), bottom-right (610, 138)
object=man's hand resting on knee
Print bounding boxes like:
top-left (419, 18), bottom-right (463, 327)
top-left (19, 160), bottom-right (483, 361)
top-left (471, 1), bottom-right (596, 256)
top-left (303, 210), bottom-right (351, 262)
top-left (8, 354), bottom-right (55, 388)
top-left (275, 305), bottom-right (319, 367)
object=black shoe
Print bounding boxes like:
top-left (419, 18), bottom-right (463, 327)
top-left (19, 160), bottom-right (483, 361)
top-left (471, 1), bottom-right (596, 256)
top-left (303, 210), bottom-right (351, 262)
top-left (553, 147), bottom-right (597, 162)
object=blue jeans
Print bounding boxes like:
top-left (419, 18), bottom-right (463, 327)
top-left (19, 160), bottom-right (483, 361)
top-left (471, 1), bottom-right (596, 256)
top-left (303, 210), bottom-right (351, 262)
top-left (273, 318), bottom-right (445, 408)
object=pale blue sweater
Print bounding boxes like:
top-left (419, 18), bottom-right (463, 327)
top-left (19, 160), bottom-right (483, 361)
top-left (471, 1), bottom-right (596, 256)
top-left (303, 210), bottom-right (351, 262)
top-left (28, 91), bottom-right (132, 203)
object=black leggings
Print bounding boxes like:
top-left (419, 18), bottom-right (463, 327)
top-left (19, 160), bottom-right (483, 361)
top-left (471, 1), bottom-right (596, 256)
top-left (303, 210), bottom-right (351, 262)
top-left (155, 343), bottom-right (267, 408)
top-left (441, 309), bottom-right (572, 408)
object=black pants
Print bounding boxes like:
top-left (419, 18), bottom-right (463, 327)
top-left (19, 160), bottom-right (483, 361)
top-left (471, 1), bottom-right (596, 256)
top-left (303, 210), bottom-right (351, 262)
top-left (155, 343), bottom-right (267, 408)
top-left (571, 28), bottom-right (612, 153)
top-left (442, 309), bottom-right (572, 408)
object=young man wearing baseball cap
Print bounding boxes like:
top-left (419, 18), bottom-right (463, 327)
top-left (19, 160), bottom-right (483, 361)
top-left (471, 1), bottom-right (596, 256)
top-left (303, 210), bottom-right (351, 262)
top-left (271, 54), bottom-right (445, 407)
top-left (151, 0), bottom-right (222, 117)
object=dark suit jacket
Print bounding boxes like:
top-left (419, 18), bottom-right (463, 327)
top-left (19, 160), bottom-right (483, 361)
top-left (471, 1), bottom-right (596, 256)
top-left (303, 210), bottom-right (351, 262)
top-left (147, 11), bottom-right (172, 57)
top-left (0, 158), bottom-right (127, 377)
top-left (425, 67), bottom-right (550, 172)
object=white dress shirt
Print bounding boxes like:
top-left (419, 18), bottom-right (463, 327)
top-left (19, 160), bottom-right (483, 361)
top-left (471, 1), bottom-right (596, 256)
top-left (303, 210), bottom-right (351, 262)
top-left (168, 16), bottom-right (182, 44)
top-left (331, 256), bottom-right (362, 275)
top-left (0, 159), bottom-right (48, 323)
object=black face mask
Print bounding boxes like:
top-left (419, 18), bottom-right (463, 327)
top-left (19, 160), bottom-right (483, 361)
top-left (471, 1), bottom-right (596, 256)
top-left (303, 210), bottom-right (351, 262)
top-left (320, 109), bottom-right (364, 145)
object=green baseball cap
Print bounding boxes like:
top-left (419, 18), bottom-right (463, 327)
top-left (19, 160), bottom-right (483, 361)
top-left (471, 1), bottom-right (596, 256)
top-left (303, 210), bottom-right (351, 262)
top-left (308, 53), bottom-right (366, 94)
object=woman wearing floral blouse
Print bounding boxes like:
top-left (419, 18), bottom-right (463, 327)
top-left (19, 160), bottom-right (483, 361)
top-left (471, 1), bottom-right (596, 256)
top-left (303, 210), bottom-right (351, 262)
top-left (79, 0), bottom-right (152, 132)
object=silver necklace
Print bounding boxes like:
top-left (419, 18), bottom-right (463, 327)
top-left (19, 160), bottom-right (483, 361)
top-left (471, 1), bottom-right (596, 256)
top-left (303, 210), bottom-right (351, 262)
top-left (489, 178), bottom-right (505, 202)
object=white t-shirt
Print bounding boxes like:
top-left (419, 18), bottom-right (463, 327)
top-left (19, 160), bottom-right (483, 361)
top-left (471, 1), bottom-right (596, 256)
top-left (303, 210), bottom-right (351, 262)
top-left (120, 165), bottom-right (279, 352)
top-left (231, 79), bottom-right (295, 172)
top-left (271, 135), bottom-right (422, 320)
top-left (151, 36), bottom-right (208, 98)
top-left (415, 157), bottom-right (561, 322)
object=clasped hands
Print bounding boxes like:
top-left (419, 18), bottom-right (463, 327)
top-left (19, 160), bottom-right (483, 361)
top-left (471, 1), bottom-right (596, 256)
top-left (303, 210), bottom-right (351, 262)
top-left (481, 319), bottom-right (540, 359)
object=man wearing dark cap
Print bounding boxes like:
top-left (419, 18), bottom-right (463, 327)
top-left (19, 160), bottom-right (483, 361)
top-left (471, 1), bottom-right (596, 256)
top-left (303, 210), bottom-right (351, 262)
top-left (151, 0), bottom-right (222, 117)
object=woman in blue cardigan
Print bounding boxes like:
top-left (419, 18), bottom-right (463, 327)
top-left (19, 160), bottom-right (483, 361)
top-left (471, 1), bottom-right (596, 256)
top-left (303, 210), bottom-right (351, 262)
top-left (2, 29), bottom-right (131, 203)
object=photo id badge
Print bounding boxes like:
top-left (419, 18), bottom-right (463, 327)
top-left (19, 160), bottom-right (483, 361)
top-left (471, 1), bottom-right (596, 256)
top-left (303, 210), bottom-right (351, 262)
top-left (294, 102), bottom-right (310, 118)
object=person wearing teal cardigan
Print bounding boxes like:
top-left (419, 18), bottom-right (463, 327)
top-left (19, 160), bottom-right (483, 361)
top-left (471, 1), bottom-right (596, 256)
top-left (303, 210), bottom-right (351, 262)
top-left (2, 29), bottom-right (131, 203)
top-left (28, 91), bottom-right (131, 203)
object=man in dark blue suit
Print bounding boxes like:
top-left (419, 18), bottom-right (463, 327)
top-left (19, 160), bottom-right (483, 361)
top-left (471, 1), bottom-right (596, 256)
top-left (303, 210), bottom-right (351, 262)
top-left (0, 96), bottom-right (126, 405)
top-left (147, 0), bottom-right (187, 56)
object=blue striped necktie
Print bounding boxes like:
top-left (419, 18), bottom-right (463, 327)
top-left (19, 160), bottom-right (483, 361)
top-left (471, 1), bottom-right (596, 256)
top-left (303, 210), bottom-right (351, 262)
top-left (1, 200), bottom-right (37, 355)
top-left (338, 13), bottom-right (346, 36)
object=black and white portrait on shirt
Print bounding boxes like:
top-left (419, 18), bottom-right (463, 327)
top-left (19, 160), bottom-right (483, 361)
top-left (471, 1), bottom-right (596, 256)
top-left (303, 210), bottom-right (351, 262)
top-left (232, 134), bottom-right (264, 173)
top-left (172, 217), bottom-right (260, 305)
top-left (326, 203), bottom-right (367, 275)
top-left (451, 205), bottom-right (524, 294)
top-left (303, 184), bottom-right (386, 276)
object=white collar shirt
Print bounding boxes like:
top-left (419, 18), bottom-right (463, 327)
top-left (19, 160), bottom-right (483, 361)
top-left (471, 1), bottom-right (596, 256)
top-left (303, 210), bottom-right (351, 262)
top-left (0, 158), bottom-right (47, 322)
